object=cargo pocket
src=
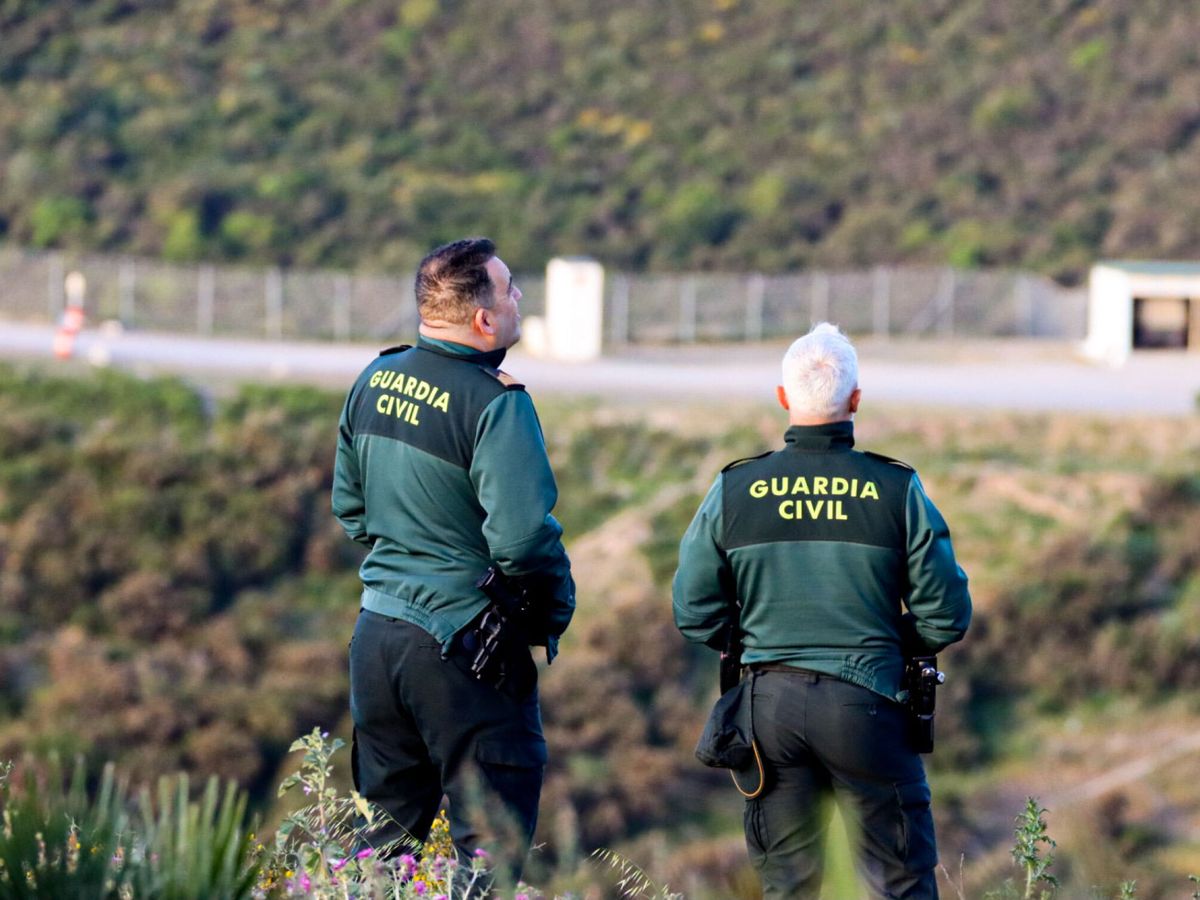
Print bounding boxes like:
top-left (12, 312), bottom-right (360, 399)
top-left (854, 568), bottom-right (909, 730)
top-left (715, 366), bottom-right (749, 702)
top-left (474, 739), bottom-right (547, 840)
top-left (896, 779), bottom-right (937, 870)
top-left (476, 738), bottom-right (548, 769)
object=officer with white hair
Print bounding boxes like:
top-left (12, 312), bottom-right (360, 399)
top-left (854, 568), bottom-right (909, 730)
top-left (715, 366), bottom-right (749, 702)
top-left (673, 322), bottom-right (971, 899)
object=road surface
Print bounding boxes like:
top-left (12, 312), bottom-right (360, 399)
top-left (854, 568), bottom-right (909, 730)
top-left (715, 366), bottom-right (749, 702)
top-left (2, 320), bottom-right (1197, 415)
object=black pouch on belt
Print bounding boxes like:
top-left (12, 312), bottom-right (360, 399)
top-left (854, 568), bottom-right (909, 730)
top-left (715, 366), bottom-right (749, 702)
top-left (694, 672), bottom-right (765, 798)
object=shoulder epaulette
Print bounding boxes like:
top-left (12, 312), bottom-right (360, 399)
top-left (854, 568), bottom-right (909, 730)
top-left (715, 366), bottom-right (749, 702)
top-left (378, 344), bottom-right (412, 357)
top-left (863, 450), bottom-right (914, 471)
top-left (480, 365), bottom-right (525, 391)
top-left (721, 450), bottom-right (772, 473)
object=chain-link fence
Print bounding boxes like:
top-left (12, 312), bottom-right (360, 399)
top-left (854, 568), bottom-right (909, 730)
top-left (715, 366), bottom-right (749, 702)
top-left (606, 268), bottom-right (1086, 343)
top-left (0, 246), bottom-right (1086, 345)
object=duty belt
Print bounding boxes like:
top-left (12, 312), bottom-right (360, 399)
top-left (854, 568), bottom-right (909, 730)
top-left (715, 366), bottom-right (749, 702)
top-left (749, 662), bottom-right (827, 678)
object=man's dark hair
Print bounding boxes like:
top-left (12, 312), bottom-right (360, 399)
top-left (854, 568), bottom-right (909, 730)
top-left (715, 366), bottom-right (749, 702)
top-left (415, 238), bottom-right (497, 326)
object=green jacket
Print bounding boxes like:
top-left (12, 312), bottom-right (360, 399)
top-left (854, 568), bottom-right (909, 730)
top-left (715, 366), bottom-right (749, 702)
top-left (332, 336), bottom-right (574, 658)
top-left (672, 421), bottom-right (970, 701)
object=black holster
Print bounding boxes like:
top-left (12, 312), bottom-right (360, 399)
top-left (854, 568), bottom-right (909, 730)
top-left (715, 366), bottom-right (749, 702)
top-left (903, 655), bottom-right (943, 754)
top-left (456, 567), bottom-right (541, 699)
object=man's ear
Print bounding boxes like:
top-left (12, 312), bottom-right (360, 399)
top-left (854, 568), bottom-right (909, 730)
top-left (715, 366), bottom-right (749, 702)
top-left (473, 305), bottom-right (494, 336)
top-left (848, 387), bottom-right (861, 414)
top-left (776, 385), bottom-right (790, 411)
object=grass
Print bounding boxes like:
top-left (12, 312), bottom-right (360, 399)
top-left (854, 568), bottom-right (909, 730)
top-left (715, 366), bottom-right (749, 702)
top-left (6, 723), bottom-right (1200, 898)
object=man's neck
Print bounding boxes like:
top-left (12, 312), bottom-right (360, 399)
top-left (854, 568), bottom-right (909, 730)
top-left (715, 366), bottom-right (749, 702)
top-left (788, 415), bottom-right (852, 427)
top-left (419, 322), bottom-right (490, 352)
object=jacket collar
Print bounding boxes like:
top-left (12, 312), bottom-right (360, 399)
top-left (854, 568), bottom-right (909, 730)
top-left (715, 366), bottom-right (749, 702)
top-left (783, 420), bottom-right (856, 451)
top-left (417, 335), bottom-right (508, 369)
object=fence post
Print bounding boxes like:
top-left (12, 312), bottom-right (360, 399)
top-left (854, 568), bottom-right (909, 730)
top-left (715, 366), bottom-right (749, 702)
top-left (937, 268), bottom-right (956, 336)
top-left (266, 267), bottom-right (283, 340)
top-left (679, 277), bottom-right (696, 342)
top-left (48, 253), bottom-right (64, 320)
top-left (119, 259), bottom-right (136, 326)
top-left (1015, 274), bottom-right (1034, 336)
top-left (872, 266), bottom-right (891, 339)
top-left (811, 271), bottom-right (829, 325)
top-left (198, 265), bottom-right (215, 335)
top-left (334, 274), bottom-right (351, 342)
top-left (610, 273), bottom-right (630, 346)
top-left (745, 274), bottom-right (765, 341)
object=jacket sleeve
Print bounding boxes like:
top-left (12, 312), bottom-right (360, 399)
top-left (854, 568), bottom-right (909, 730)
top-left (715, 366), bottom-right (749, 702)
top-left (331, 389), bottom-right (373, 547)
top-left (672, 476), bottom-right (734, 650)
top-left (902, 473), bottom-right (972, 652)
top-left (470, 390), bottom-right (574, 640)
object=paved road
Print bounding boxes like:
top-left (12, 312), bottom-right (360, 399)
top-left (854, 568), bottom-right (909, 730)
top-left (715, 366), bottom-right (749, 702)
top-left (2, 320), bottom-right (1198, 415)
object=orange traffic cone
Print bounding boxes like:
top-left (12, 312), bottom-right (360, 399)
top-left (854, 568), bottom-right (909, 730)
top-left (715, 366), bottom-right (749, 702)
top-left (53, 304), bottom-right (85, 359)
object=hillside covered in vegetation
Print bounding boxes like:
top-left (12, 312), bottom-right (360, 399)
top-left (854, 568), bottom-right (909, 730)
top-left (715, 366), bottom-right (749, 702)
top-left (2, 363), bottom-right (1200, 896)
top-left (2, 0), bottom-right (1199, 281)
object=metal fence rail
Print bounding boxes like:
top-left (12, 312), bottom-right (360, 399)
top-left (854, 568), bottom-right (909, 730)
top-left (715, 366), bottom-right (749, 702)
top-left (607, 268), bottom-right (1087, 343)
top-left (0, 247), bottom-right (1087, 346)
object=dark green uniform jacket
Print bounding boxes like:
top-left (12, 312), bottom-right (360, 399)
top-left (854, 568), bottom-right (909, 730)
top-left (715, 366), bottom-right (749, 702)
top-left (673, 421), bottom-right (970, 701)
top-left (333, 336), bottom-right (574, 659)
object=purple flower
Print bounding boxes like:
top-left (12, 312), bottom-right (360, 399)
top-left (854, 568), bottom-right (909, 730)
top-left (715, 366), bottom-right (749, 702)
top-left (473, 848), bottom-right (489, 859)
top-left (329, 857), bottom-right (349, 872)
top-left (394, 855), bottom-right (415, 880)
top-left (414, 883), bottom-right (427, 895)
top-left (355, 847), bottom-right (374, 860)
top-left (299, 872), bottom-right (312, 892)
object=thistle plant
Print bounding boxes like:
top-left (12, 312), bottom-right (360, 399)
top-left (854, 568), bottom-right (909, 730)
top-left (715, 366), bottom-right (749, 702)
top-left (1011, 797), bottom-right (1058, 900)
top-left (265, 728), bottom-right (539, 899)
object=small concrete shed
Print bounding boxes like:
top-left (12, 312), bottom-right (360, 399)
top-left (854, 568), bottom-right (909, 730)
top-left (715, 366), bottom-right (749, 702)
top-left (1084, 261), bottom-right (1200, 365)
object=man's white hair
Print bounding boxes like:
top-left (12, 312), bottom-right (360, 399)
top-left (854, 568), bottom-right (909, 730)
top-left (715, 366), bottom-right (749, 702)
top-left (780, 322), bottom-right (859, 419)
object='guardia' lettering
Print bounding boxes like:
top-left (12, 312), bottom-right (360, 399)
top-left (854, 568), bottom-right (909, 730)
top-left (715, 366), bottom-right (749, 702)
top-left (750, 476), bottom-right (880, 501)
top-left (367, 368), bottom-right (453, 415)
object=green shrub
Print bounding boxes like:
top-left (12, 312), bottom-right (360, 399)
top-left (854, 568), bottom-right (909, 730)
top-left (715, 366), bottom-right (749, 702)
top-left (0, 757), bottom-right (257, 899)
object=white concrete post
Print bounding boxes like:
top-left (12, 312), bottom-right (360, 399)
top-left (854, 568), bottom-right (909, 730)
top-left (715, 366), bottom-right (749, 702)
top-left (545, 257), bottom-right (604, 361)
top-left (64, 270), bottom-right (86, 309)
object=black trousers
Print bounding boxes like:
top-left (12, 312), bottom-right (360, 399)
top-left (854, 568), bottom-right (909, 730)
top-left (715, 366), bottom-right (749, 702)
top-left (745, 670), bottom-right (939, 900)
top-left (349, 609), bottom-right (546, 885)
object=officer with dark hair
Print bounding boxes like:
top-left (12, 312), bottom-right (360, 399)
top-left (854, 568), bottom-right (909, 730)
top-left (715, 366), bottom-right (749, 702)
top-left (333, 238), bottom-right (574, 884)
top-left (672, 323), bottom-right (971, 899)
